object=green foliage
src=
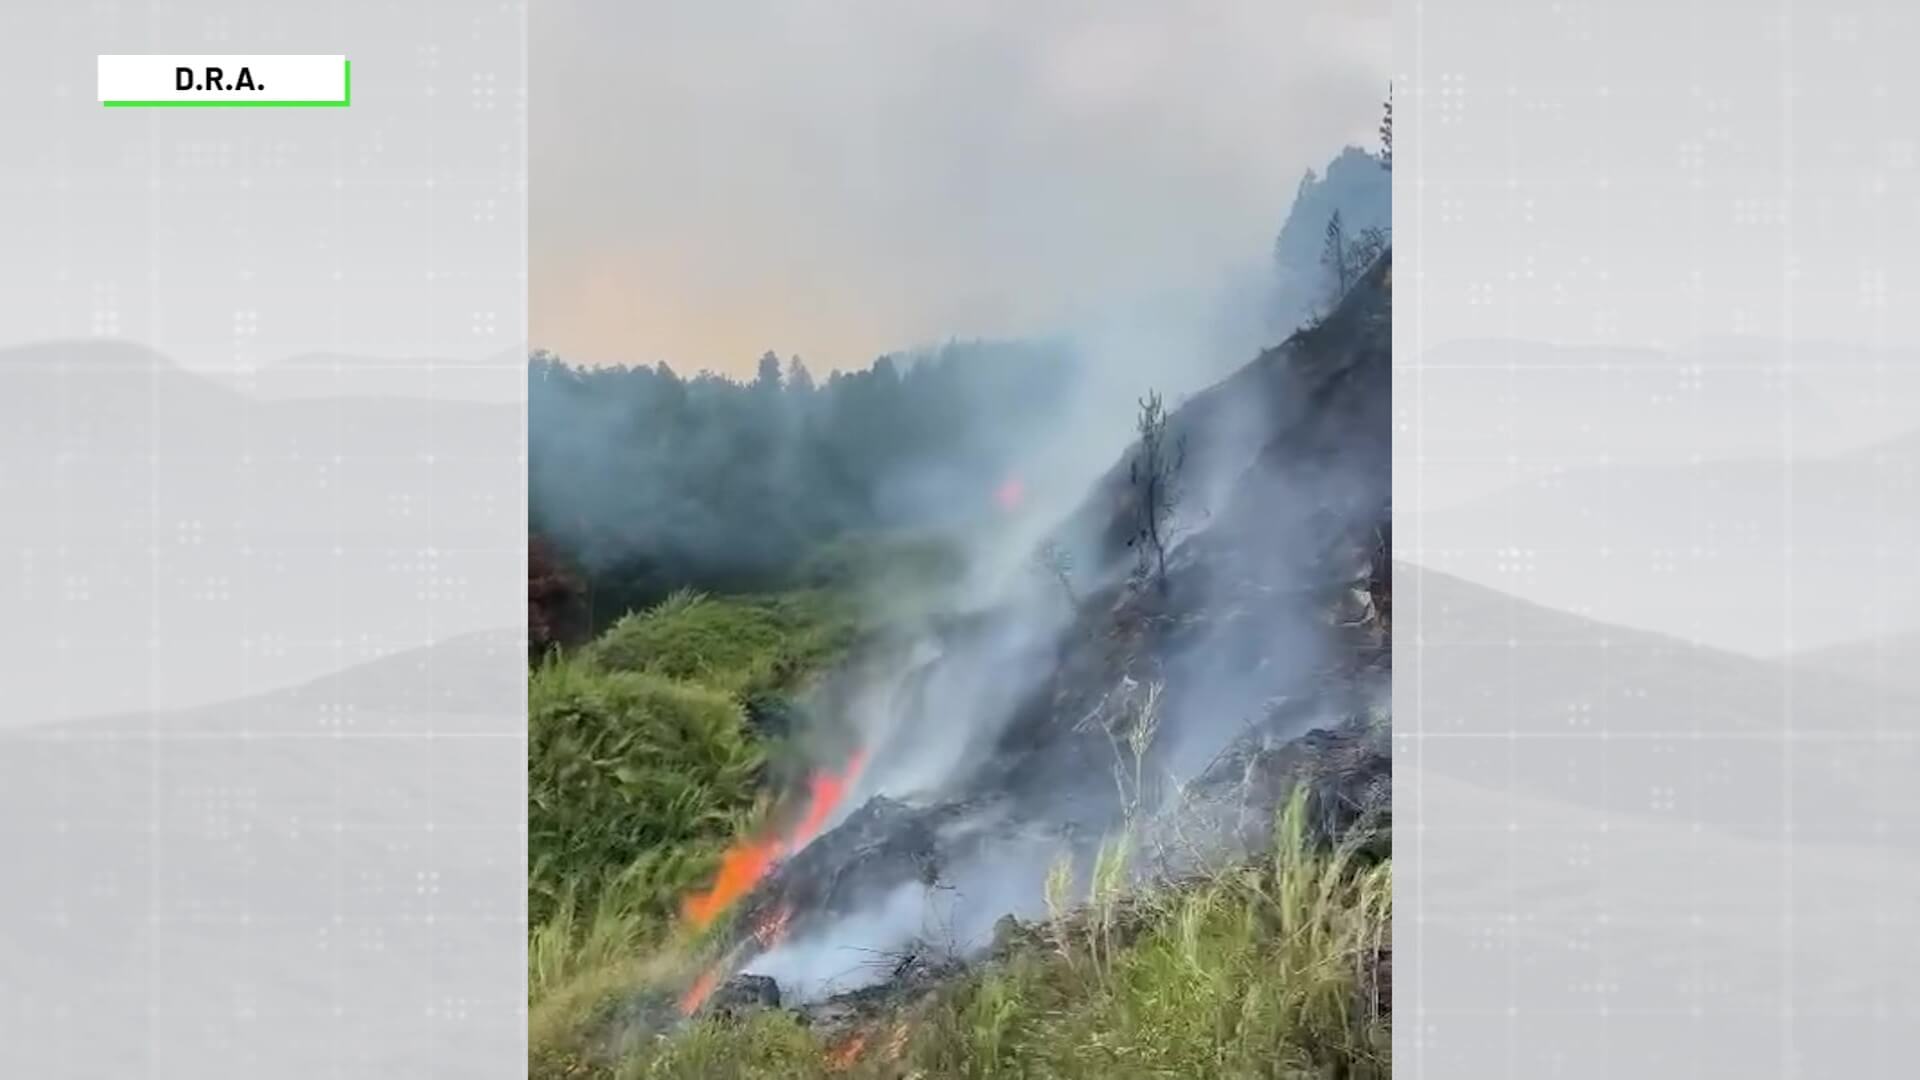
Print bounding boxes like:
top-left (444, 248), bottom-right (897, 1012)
top-left (919, 794), bottom-right (1391, 1078)
top-left (529, 879), bottom-right (644, 1006)
top-left (621, 1012), bottom-right (829, 1080)
top-left (528, 876), bottom-right (674, 1055)
top-left (584, 589), bottom-right (858, 698)
top-left (528, 586), bottom-right (869, 1072)
top-left (528, 653), bottom-right (765, 929)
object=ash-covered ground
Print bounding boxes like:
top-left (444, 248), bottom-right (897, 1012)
top-left (653, 250), bottom-right (1392, 1038)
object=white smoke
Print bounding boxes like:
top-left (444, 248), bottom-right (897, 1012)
top-left (744, 837), bottom-right (1068, 1004)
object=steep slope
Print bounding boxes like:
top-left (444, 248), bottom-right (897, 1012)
top-left (1267, 146), bottom-right (1393, 337)
top-left (674, 250), bottom-right (1395, 1016)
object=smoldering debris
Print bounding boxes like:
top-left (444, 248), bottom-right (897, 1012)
top-left (635, 692), bottom-right (1388, 1051)
top-left (644, 252), bottom-right (1393, 1034)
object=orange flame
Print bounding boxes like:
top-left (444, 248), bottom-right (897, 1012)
top-left (826, 1032), bottom-right (869, 1072)
top-left (681, 837), bottom-right (783, 929)
top-left (677, 903), bottom-right (793, 1019)
top-left (677, 964), bottom-right (724, 1016)
top-left (790, 748), bottom-right (868, 848)
top-left (679, 748), bottom-right (871, 932)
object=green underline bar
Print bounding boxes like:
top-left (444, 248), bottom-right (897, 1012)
top-left (103, 58), bottom-right (350, 108)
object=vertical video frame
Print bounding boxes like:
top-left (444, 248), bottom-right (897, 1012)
top-left (528, 6), bottom-right (1392, 1075)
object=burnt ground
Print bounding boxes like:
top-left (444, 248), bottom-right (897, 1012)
top-left (663, 701), bottom-right (1391, 1058)
top-left (640, 252), bottom-right (1394, 1049)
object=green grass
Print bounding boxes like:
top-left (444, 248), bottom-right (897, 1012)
top-left (616, 1011), bottom-right (829, 1080)
top-left (595, 792), bottom-right (1392, 1080)
top-left (532, 590), bottom-right (861, 926)
top-left (586, 589), bottom-right (859, 698)
top-left (529, 653), bottom-right (766, 929)
top-left (529, 588), bottom-right (868, 1072)
top-left (528, 876), bottom-right (678, 1061)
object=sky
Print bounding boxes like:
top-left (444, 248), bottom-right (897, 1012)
top-left (532, 0), bottom-right (1392, 378)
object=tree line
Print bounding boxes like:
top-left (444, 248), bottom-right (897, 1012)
top-left (532, 97), bottom-right (1392, 650)
top-left (529, 342), bottom-right (1077, 647)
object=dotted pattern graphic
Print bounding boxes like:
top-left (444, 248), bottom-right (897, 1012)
top-left (1398, 1), bottom-right (1920, 1078)
top-left (0, 5), bottom-right (529, 1078)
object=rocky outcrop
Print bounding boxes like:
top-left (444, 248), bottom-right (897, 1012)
top-left (1150, 698), bottom-right (1391, 876)
top-left (708, 974), bottom-right (781, 1015)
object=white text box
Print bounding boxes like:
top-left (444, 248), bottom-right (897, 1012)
top-left (98, 55), bottom-right (348, 105)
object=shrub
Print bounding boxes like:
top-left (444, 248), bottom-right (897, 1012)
top-left (528, 654), bottom-right (765, 929)
top-left (529, 589), bottom-right (866, 1067)
top-left (585, 590), bottom-right (857, 698)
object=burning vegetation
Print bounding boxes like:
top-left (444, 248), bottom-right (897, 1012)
top-left (680, 748), bottom-right (869, 934)
top-left (525, 78), bottom-right (1398, 1070)
top-left (671, 749), bottom-right (867, 1018)
top-left (528, 240), bottom-right (1392, 1079)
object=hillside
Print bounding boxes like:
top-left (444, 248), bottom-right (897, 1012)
top-left (1267, 146), bottom-right (1392, 337)
top-left (529, 251), bottom-right (1395, 1077)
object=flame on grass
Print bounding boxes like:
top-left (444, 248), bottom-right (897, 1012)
top-left (675, 750), bottom-right (870, 1017)
top-left (680, 748), bottom-right (869, 931)
top-left (825, 1031), bottom-right (869, 1072)
top-left (680, 838), bottom-right (782, 929)
top-left (790, 748), bottom-right (868, 848)
top-left (676, 964), bottom-right (725, 1017)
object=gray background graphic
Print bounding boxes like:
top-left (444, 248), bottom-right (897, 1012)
top-left (1400, 0), bottom-right (1919, 1076)
top-left (0, 4), bottom-right (525, 1078)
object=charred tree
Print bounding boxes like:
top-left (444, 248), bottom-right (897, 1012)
top-left (1127, 390), bottom-right (1185, 596)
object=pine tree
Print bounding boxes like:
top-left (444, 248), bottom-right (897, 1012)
top-left (1322, 209), bottom-right (1352, 297)
top-left (1128, 390), bottom-right (1185, 596)
top-left (754, 351), bottom-right (783, 391)
top-left (786, 356), bottom-right (815, 396)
